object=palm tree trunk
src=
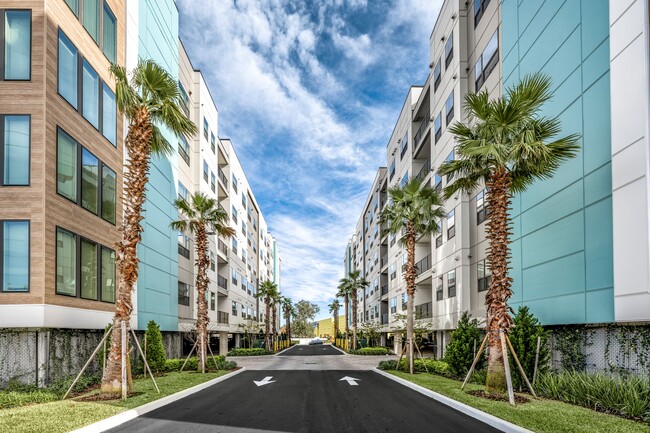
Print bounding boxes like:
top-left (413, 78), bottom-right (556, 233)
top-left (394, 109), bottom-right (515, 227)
top-left (271, 302), bottom-right (276, 350)
top-left (485, 167), bottom-right (514, 394)
top-left (344, 297), bottom-right (349, 344)
top-left (264, 299), bottom-right (271, 351)
top-left (405, 224), bottom-right (417, 374)
top-left (101, 107), bottom-right (153, 395)
top-left (195, 223), bottom-right (210, 373)
top-left (287, 314), bottom-right (291, 342)
top-left (352, 292), bottom-right (358, 350)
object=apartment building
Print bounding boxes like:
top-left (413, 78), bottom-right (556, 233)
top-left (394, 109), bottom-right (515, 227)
top-left (0, 0), bottom-right (124, 328)
top-left (346, 0), bottom-right (649, 357)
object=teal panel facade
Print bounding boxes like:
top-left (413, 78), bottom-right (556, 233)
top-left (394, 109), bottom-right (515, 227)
top-left (136, 0), bottom-right (180, 331)
top-left (502, 0), bottom-right (613, 325)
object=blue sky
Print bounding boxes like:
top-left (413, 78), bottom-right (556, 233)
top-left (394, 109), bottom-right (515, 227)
top-left (178, 0), bottom-right (441, 321)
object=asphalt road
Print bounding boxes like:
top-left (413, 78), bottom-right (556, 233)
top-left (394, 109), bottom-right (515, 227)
top-left (107, 346), bottom-right (503, 433)
top-left (281, 344), bottom-right (343, 356)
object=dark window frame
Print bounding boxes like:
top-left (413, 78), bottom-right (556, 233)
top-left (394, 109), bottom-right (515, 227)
top-left (474, 29), bottom-right (499, 91)
top-left (178, 281), bottom-right (190, 306)
top-left (62, 0), bottom-right (117, 64)
top-left (56, 127), bottom-right (116, 225)
top-left (0, 219), bottom-right (30, 293)
top-left (433, 59), bottom-right (441, 91)
top-left (0, 9), bottom-right (32, 81)
top-left (54, 225), bottom-right (115, 303)
top-left (436, 282), bottom-right (443, 301)
top-left (447, 270), bottom-right (456, 298)
top-left (478, 259), bottom-right (491, 292)
top-left (445, 91), bottom-right (454, 126)
top-left (0, 114), bottom-right (31, 186)
top-left (444, 32), bottom-right (454, 68)
top-left (447, 209), bottom-right (455, 240)
top-left (476, 189), bottom-right (488, 224)
top-left (474, 0), bottom-right (492, 28)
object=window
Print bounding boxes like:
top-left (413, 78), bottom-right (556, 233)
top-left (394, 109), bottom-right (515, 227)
top-left (390, 297), bottom-right (397, 314)
top-left (389, 159), bottom-right (395, 180)
top-left (1, 220), bottom-right (29, 292)
top-left (101, 165), bottom-right (116, 224)
top-left (433, 59), bottom-right (441, 91)
top-left (434, 173), bottom-right (442, 194)
top-left (436, 279), bottom-right (443, 301)
top-left (102, 3), bottom-right (116, 62)
top-left (81, 148), bottom-right (99, 214)
top-left (232, 301), bottom-right (237, 316)
top-left (57, 130), bottom-right (77, 201)
top-left (241, 305), bottom-right (246, 318)
top-left (241, 276), bottom-right (247, 291)
top-left (82, 60), bottom-right (99, 128)
top-left (178, 81), bottom-right (189, 116)
top-left (203, 118), bottom-right (209, 140)
top-left (445, 91), bottom-right (454, 125)
top-left (83, 0), bottom-right (99, 42)
top-left (2, 115), bottom-right (30, 186)
top-left (401, 293), bottom-right (407, 310)
top-left (203, 160), bottom-right (208, 182)
top-left (211, 133), bottom-right (216, 153)
top-left (400, 132), bottom-right (408, 159)
top-left (474, 0), bottom-right (492, 27)
top-left (3, 10), bottom-right (31, 80)
top-left (102, 84), bottom-right (116, 145)
top-left (80, 239), bottom-right (97, 299)
top-left (445, 151), bottom-right (454, 182)
top-left (179, 136), bottom-right (190, 165)
top-left (210, 171), bottom-right (216, 193)
top-left (478, 259), bottom-right (491, 292)
top-left (475, 30), bottom-right (498, 90)
top-left (242, 222), bottom-right (246, 236)
top-left (476, 189), bottom-right (487, 224)
top-left (435, 233), bottom-right (443, 248)
top-left (231, 269), bottom-right (238, 285)
top-left (232, 175), bottom-right (238, 193)
top-left (447, 209), bottom-right (455, 240)
top-left (429, 114), bottom-right (441, 145)
top-left (210, 292), bottom-right (216, 311)
top-left (447, 269), bottom-right (456, 298)
top-left (177, 232), bottom-right (190, 259)
top-left (178, 181), bottom-right (189, 202)
top-left (65, 0), bottom-right (78, 15)
top-left (241, 193), bottom-right (247, 209)
top-left (231, 206), bottom-right (238, 224)
top-left (445, 32), bottom-right (453, 68)
top-left (56, 227), bottom-right (115, 301)
top-left (178, 282), bottom-right (190, 306)
top-left (58, 31), bottom-right (78, 108)
top-left (400, 173), bottom-right (408, 188)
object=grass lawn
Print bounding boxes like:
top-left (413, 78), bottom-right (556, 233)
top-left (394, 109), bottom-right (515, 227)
top-left (390, 371), bottom-right (650, 433)
top-left (0, 370), bottom-right (231, 433)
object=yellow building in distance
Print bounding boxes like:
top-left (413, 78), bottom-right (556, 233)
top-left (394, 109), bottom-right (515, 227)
top-left (316, 315), bottom-right (347, 339)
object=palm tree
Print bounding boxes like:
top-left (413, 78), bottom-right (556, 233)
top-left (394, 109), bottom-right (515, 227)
top-left (380, 178), bottom-right (445, 374)
top-left (257, 280), bottom-right (278, 351)
top-left (336, 277), bottom-right (353, 345)
top-left (328, 299), bottom-right (341, 340)
top-left (171, 193), bottom-right (234, 372)
top-left (270, 290), bottom-right (281, 349)
top-left (281, 297), bottom-right (294, 343)
top-left (101, 60), bottom-right (196, 395)
top-left (438, 73), bottom-right (580, 394)
top-left (348, 271), bottom-right (369, 350)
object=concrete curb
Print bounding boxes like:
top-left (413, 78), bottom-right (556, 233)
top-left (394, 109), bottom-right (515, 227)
top-left (70, 368), bottom-right (247, 433)
top-left (274, 345), bottom-right (294, 356)
top-left (373, 368), bottom-right (533, 433)
top-left (329, 344), bottom-right (348, 355)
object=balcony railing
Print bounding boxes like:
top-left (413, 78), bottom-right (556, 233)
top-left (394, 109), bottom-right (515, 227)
top-left (381, 284), bottom-right (388, 296)
top-left (413, 109), bottom-right (430, 148)
top-left (415, 157), bottom-right (431, 182)
top-left (218, 239), bottom-right (228, 256)
top-left (178, 244), bottom-right (190, 259)
top-left (415, 254), bottom-right (432, 276)
top-left (217, 166), bottom-right (228, 189)
top-left (381, 313), bottom-right (389, 325)
top-left (380, 254), bottom-right (388, 267)
top-left (415, 301), bottom-right (432, 319)
top-left (217, 275), bottom-right (228, 290)
top-left (217, 311), bottom-right (229, 324)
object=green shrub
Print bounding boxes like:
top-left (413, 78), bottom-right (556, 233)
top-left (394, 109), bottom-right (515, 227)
top-left (349, 347), bottom-right (389, 355)
top-left (227, 348), bottom-right (272, 356)
top-left (378, 358), bottom-right (451, 376)
top-left (163, 355), bottom-right (236, 371)
top-left (537, 371), bottom-right (650, 421)
top-left (444, 311), bottom-right (484, 377)
top-left (145, 320), bottom-right (166, 373)
top-left (509, 306), bottom-right (550, 390)
top-left (47, 373), bottom-right (102, 396)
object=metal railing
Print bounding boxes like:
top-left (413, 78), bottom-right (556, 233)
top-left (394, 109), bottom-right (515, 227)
top-left (415, 301), bottom-right (432, 319)
top-left (415, 254), bottom-right (432, 276)
top-left (381, 313), bottom-right (389, 325)
top-left (217, 311), bottom-right (229, 324)
top-left (380, 254), bottom-right (388, 267)
top-left (218, 239), bottom-right (228, 256)
top-left (381, 284), bottom-right (388, 296)
top-left (217, 275), bottom-right (228, 290)
top-left (415, 157), bottom-right (431, 181)
top-left (217, 166), bottom-right (228, 189)
top-left (413, 109), bottom-right (430, 147)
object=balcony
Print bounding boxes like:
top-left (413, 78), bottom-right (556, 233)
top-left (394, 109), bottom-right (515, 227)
top-left (413, 109), bottom-right (430, 149)
top-left (415, 301), bottom-right (432, 319)
top-left (217, 166), bottom-right (228, 189)
top-left (178, 244), bottom-right (190, 259)
top-left (381, 313), bottom-right (389, 325)
top-left (217, 275), bottom-right (228, 291)
top-left (381, 284), bottom-right (388, 296)
top-left (415, 157), bottom-right (431, 182)
top-left (217, 311), bottom-right (229, 325)
top-left (415, 254), bottom-right (432, 277)
top-left (380, 253), bottom-right (388, 268)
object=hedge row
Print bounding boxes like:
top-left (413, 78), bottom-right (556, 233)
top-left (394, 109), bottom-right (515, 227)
top-left (349, 347), bottom-right (390, 355)
top-left (227, 348), bottom-right (273, 356)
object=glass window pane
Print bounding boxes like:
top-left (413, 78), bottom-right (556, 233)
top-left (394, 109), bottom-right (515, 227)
top-left (4, 115), bottom-right (30, 185)
top-left (3, 221), bottom-right (29, 291)
top-left (80, 239), bottom-right (97, 299)
top-left (65, 0), bottom-right (78, 15)
top-left (56, 229), bottom-right (76, 295)
top-left (4, 11), bottom-right (31, 80)
top-left (101, 165), bottom-right (116, 224)
top-left (484, 30), bottom-right (499, 64)
top-left (83, 0), bottom-right (99, 42)
top-left (81, 148), bottom-right (98, 213)
top-left (102, 4), bottom-right (116, 63)
top-left (101, 247), bottom-right (115, 302)
top-left (58, 31), bottom-right (78, 108)
top-left (57, 129), bottom-right (77, 201)
top-left (82, 60), bottom-right (99, 128)
top-left (102, 84), bottom-right (116, 145)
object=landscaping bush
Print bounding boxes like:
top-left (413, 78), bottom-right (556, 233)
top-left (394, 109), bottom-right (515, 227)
top-left (536, 371), bottom-right (650, 421)
top-left (164, 355), bottom-right (236, 371)
top-left (145, 320), bottom-right (166, 373)
top-left (444, 311), bottom-right (484, 377)
top-left (378, 358), bottom-right (451, 376)
top-left (509, 306), bottom-right (549, 390)
top-left (349, 347), bottom-right (389, 355)
top-left (227, 348), bottom-right (272, 356)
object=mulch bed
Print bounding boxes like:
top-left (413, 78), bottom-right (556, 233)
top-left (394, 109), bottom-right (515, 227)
top-left (467, 390), bottom-right (530, 404)
top-left (75, 392), bottom-right (143, 402)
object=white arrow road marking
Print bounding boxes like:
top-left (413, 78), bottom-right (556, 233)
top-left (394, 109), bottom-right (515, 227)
top-left (339, 376), bottom-right (360, 386)
top-left (254, 376), bottom-right (275, 387)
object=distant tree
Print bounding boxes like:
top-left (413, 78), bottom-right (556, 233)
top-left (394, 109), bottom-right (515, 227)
top-left (256, 280), bottom-right (279, 351)
top-left (292, 300), bottom-right (320, 338)
top-left (328, 299), bottom-right (341, 340)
